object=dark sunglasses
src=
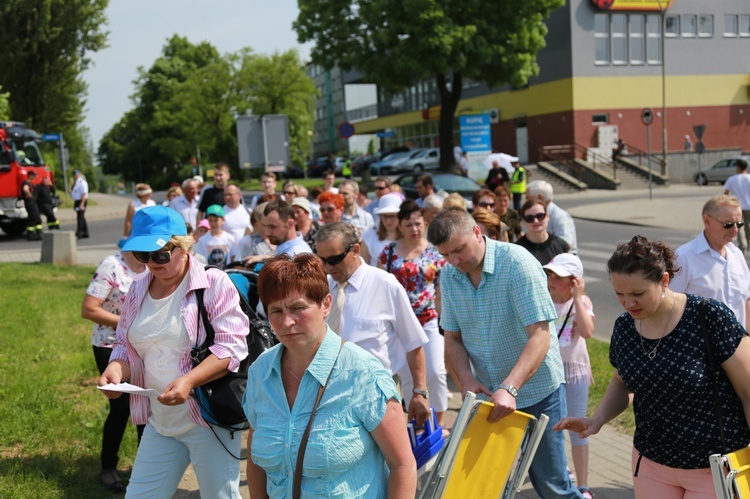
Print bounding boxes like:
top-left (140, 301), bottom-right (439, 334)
top-left (316, 243), bottom-right (354, 266)
top-left (320, 206), bottom-right (338, 213)
top-left (133, 244), bottom-right (176, 264)
top-left (478, 202), bottom-right (496, 209)
top-left (523, 212), bottom-right (546, 223)
top-left (283, 190), bottom-right (296, 195)
top-left (710, 215), bottom-right (745, 230)
top-left (374, 185), bottom-right (387, 191)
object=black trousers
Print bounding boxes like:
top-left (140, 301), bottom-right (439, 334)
top-left (74, 199), bottom-right (88, 236)
top-left (38, 203), bottom-right (58, 226)
top-left (25, 200), bottom-right (41, 229)
top-left (93, 346), bottom-right (144, 469)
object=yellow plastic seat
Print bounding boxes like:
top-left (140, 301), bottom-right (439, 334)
top-left (418, 392), bottom-right (548, 499)
top-left (711, 447), bottom-right (750, 499)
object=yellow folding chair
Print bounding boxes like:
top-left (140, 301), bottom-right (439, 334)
top-left (418, 392), bottom-right (548, 499)
top-left (711, 447), bottom-right (750, 499)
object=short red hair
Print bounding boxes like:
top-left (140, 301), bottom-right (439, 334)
top-left (318, 191), bottom-right (344, 210)
top-left (258, 253), bottom-right (330, 310)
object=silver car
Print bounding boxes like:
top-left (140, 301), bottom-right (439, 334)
top-left (399, 148), bottom-right (440, 173)
top-left (695, 156), bottom-right (750, 185)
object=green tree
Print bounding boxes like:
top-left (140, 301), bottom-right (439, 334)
top-left (0, 86), bottom-right (9, 121)
top-left (0, 0), bottom-right (109, 171)
top-left (294, 0), bottom-right (563, 170)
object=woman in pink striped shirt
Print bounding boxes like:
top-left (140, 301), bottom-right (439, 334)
top-left (98, 206), bottom-right (248, 498)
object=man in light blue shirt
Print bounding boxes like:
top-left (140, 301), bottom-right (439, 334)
top-left (427, 208), bottom-right (582, 499)
top-left (241, 200), bottom-right (311, 267)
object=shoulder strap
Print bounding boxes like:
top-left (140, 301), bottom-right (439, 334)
top-left (194, 288), bottom-right (215, 350)
top-left (386, 242), bottom-right (395, 274)
top-left (557, 302), bottom-right (575, 339)
top-left (293, 339), bottom-right (345, 499)
top-left (699, 299), bottom-right (727, 453)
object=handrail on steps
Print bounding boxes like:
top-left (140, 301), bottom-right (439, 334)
top-left (538, 144), bottom-right (617, 181)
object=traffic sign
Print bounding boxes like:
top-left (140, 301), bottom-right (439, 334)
top-left (338, 121), bottom-right (355, 139)
top-left (376, 130), bottom-right (395, 138)
top-left (42, 133), bottom-right (61, 142)
top-left (693, 124), bottom-right (706, 140)
top-left (695, 142), bottom-right (706, 154)
top-left (641, 108), bottom-right (653, 126)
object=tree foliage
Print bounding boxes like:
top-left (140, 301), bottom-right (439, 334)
top-left (0, 0), bottom-right (109, 175)
top-left (294, 0), bottom-right (563, 169)
top-left (0, 86), bottom-right (10, 121)
top-left (98, 37), bottom-right (316, 186)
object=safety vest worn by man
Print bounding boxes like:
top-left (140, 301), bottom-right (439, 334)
top-left (510, 166), bottom-right (526, 194)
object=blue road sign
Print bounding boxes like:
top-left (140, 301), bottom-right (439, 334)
top-left (459, 114), bottom-right (492, 153)
top-left (42, 133), bottom-right (61, 142)
top-left (376, 130), bottom-right (396, 138)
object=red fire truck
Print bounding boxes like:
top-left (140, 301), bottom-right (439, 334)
top-left (0, 121), bottom-right (54, 236)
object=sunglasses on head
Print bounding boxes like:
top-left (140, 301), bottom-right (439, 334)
top-left (523, 212), bottom-right (546, 223)
top-left (316, 243), bottom-right (354, 266)
top-left (132, 244), bottom-right (176, 264)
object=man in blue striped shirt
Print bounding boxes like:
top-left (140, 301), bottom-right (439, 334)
top-left (428, 208), bottom-right (582, 499)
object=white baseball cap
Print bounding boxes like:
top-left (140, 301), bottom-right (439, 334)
top-left (542, 253), bottom-right (583, 278)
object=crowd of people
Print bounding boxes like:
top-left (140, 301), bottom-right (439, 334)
top-left (85, 162), bottom-right (750, 498)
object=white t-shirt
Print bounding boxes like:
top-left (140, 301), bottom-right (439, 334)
top-left (193, 231), bottom-right (236, 267)
top-left (361, 226), bottom-right (392, 267)
top-left (129, 273), bottom-right (196, 437)
top-left (131, 198), bottom-right (156, 212)
top-left (223, 204), bottom-right (252, 242)
top-left (724, 173), bottom-right (750, 210)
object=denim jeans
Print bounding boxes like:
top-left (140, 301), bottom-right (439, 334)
top-left (125, 423), bottom-right (241, 498)
top-left (521, 384), bottom-right (583, 499)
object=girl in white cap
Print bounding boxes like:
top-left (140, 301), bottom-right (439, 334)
top-left (542, 253), bottom-right (595, 499)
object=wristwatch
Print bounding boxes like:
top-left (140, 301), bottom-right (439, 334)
top-left (498, 383), bottom-right (518, 398)
top-left (412, 388), bottom-right (429, 399)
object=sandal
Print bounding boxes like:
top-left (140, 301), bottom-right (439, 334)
top-left (579, 486), bottom-right (594, 499)
top-left (568, 467), bottom-right (576, 483)
top-left (100, 468), bottom-right (124, 493)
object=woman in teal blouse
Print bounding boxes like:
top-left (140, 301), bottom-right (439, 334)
top-left (244, 253), bottom-right (416, 498)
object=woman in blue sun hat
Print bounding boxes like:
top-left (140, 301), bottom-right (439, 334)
top-left (98, 205), bottom-right (248, 498)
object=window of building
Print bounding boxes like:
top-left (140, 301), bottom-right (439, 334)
top-left (611, 14), bottom-right (628, 65)
top-left (725, 15), bottom-right (739, 37)
top-left (665, 15), bottom-right (680, 37)
top-left (592, 113), bottom-right (609, 125)
top-left (629, 15), bottom-right (645, 64)
top-left (594, 14), bottom-right (610, 64)
top-left (647, 15), bottom-right (662, 65)
top-left (698, 15), bottom-right (713, 37)
top-left (740, 15), bottom-right (750, 37)
top-left (682, 14), bottom-right (697, 37)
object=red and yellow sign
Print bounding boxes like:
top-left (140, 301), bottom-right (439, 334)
top-left (592, 0), bottom-right (673, 11)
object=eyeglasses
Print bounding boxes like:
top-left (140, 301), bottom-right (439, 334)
top-left (320, 206), bottom-right (338, 213)
top-left (316, 243), bottom-right (354, 266)
top-left (523, 212), bottom-right (546, 223)
top-left (478, 202), bottom-right (496, 209)
top-left (374, 185), bottom-right (387, 191)
top-left (132, 244), bottom-right (176, 264)
top-left (710, 215), bottom-right (745, 230)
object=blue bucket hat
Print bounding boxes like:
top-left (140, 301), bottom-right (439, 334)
top-left (121, 206), bottom-right (187, 252)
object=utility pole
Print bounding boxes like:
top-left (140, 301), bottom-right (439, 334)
top-left (658, 0), bottom-right (668, 176)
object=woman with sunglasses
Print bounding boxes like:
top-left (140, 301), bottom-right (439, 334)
top-left (281, 181), bottom-right (301, 204)
top-left (245, 253), bottom-right (416, 498)
top-left (515, 199), bottom-right (570, 265)
top-left (471, 188), bottom-right (497, 212)
top-left (98, 206), bottom-right (249, 498)
top-left (555, 236), bottom-right (750, 498)
top-left (378, 200), bottom-right (449, 427)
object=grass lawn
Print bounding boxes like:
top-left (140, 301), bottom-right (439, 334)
top-left (588, 338), bottom-right (635, 435)
top-left (0, 262), bottom-right (634, 496)
top-left (238, 176), bottom-right (353, 192)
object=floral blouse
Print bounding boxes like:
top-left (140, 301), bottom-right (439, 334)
top-left (378, 242), bottom-right (446, 326)
top-left (85, 253), bottom-right (140, 348)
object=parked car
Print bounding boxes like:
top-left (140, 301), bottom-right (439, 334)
top-left (394, 172), bottom-right (481, 209)
top-left (694, 156), bottom-right (750, 185)
top-left (370, 151), bottom-right (411, 175)
top-left (308, 156), bottom-right (334, 177)
top-left (334, 156), bottom-right (346, 175)
top-left (388, 148), bottom-right (426, 173)
top-left (399, 148), bottom-right (440, 173)
top-left (352, 154), bottom-right (375, 175)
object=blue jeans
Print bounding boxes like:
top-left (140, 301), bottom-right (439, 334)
top-left (521, 384), bottom-right (583, 499)
top-left (125, 423), bottom-right (241, 498)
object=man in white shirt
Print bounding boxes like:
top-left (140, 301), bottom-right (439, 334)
top-left (526, 180), bottom-right (578, 254)
top-left (338, 179), bottom-right (374, 232)
top-left (169, 178), bottom-right (200, 227)
top-left (222, 184), bottom-right (251, 241)
top-left (723, 158), bottom-right (750, 251)
top-left (670, 195), bottom-right (750, 330)
top-left (70, 169), bottom-right (89, 239)
top-left (314, 222), bottom-right (430, 424)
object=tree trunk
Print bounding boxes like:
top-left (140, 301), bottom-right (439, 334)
top-left (436, 72), bottom-right (463, 172)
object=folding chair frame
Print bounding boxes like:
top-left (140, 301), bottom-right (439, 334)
top-left (711, 452), bottom-right (750, 499)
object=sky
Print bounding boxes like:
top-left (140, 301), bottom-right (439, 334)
top-left (83, 0), bottom-right (311, 150)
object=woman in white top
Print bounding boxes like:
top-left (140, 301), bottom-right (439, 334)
top-left (361, 193), bottom-right (402, 266)
top-left (124, 183), bottom-right (156, 236)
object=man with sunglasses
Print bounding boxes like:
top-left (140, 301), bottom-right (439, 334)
top-left (314, 222), bottom-right (431, 425)
top-left (364, 177), bottom-right (392, 222)
top-left (671, 194), bottom-right (750, 331)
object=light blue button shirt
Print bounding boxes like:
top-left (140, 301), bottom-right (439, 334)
top-left (440, 238), bottom-right (564, 408)
top-left (276, 233), bottom-right (312, 257)
top-left (244, 328), bottom-right (400, 498)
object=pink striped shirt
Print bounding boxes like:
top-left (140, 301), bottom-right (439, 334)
top-left (110, 254), bottom-right (249, 426)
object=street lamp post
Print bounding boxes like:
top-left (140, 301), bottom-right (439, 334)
top-left (658, 0), bottom-right (668, 176)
